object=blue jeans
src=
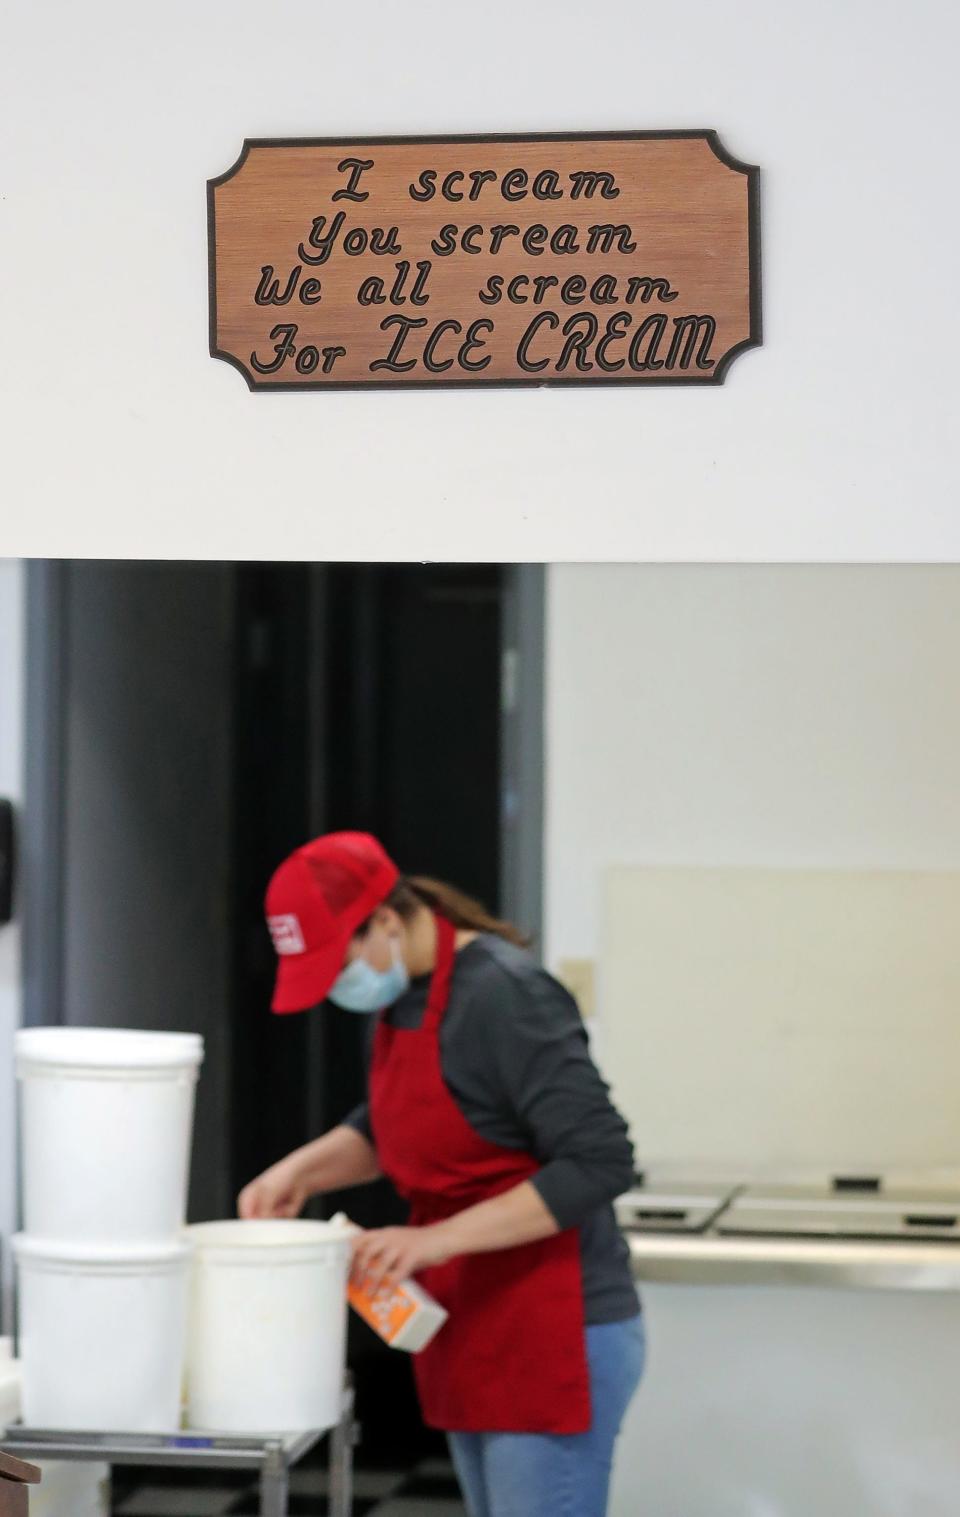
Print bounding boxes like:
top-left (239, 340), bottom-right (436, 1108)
top-left (447, 1314), bottom-right (645, 1517)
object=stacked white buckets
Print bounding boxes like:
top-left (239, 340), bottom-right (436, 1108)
top-left (14, 1026), bottom-right (355, 1436)
top-left (14, 1027), bottom-right (203, 1431)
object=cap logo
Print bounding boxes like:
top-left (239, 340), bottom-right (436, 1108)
top-left (267, 913), bottom-right (307, 955)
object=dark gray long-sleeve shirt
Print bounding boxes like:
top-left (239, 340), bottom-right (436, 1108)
top-left (342, 931), bottom-right (639, 1325)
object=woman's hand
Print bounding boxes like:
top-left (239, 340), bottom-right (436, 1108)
top-left (237, 1127), bottom-right (383, 1220)
top-left (349, 1225), bottom-right (455, 1292)
top-left (237, 1157), bottom-right (310, 1220)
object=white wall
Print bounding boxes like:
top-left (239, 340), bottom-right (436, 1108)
top-left (601, 866), bottom-right (960, 1170)
top-left (0, 561), bottom-right (25, 1332)
top-left (544, 565), bottom-right (960, 963)
top-left (544, 564), bottom-right (960, 1161)
top-left (3, 0), bottom-right (960, 562)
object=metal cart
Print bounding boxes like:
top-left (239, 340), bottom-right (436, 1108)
top-left (1, 1379), bottom-right (358, 1517)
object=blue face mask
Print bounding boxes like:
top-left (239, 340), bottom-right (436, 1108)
top-left (328, 939), bottom-right (410, 1014)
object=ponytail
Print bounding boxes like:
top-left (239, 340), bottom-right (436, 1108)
top-left (403, 876), bottom-right (531, 949)
top-left (357, 874), bottom-right (531, 948)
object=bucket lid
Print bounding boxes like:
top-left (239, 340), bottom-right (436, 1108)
top-left (15, 1026), bottom-right (204, 1072)
top-left (12, 1233), bottom-right (192, 1266)
top-left (185, 1217), bottom-right (354, 1253)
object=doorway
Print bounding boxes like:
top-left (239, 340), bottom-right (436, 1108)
top-left (225, 561), bottom-right (539, 1462)
top-left (227, 563), bottom-right (508, 1178)
top-left (22, 557), bottom-right (544, 1467)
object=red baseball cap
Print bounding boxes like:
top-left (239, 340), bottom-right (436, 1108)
top-left (264, 832), bottom-right (400, 1013)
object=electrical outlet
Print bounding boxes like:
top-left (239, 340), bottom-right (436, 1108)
top-left (556, 958), bottom-right (596, 1019)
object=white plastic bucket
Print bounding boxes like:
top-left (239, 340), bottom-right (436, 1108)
top-left (13, 1235), bottom-right (192, 1432)
top-left (15, 1027), bottom-right (203, 1242)
top-left (184, 1218), bottom-right (352, 1433)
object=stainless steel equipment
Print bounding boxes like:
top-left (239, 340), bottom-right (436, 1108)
top-left (614, 1172), bottom-right (740, 1234)
top-left (716, 1178), bottom-right (960, 1242)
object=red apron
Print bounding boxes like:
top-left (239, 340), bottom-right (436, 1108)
top-left (368, 913), bottom-right (591, 1434)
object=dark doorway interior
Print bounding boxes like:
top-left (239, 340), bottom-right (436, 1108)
top-left (228, 563), bottom-right (504, 1463)
top-left (26, 558), bottom-right (512, 1469)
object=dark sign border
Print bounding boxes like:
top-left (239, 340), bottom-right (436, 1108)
top-left (207, 130), bottom-right (761, 391)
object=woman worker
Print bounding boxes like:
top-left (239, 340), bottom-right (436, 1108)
top-left (239, 831), bottom-right (643, 1517)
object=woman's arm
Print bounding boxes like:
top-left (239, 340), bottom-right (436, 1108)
top-left (433, 1178), bottom-right (559, 1254)
top-left (487, 967), bottom-right (636, 1230)
top-left (349, 964), bottom-right (635, 1288)
top-left (238, 1121), bottom-right (382, 1219)
top-left (348, 1177), bottom-right (559, 1288)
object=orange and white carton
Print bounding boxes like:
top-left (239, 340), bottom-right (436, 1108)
top-left (346, 1272), bottom-right (449, 1352)
top-left (332, 1213), bottom-right (449, 1354)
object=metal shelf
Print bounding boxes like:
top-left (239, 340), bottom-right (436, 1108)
top-left (1, 1380), bottom-right (357, 1517)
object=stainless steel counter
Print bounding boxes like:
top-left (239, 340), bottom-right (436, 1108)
top-left (627, 1231), bottom-right (960, 1291)
top-left (615, 1175), bottom-right (960, 1517)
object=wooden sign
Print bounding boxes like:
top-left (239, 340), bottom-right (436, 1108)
top-left (0, 1450), bottom-right (41, 1517)
top-left (207, 132), bottom-right (760, 390)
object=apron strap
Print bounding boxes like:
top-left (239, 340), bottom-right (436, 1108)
top-left (422, 913), bottom-right (457, 1032)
